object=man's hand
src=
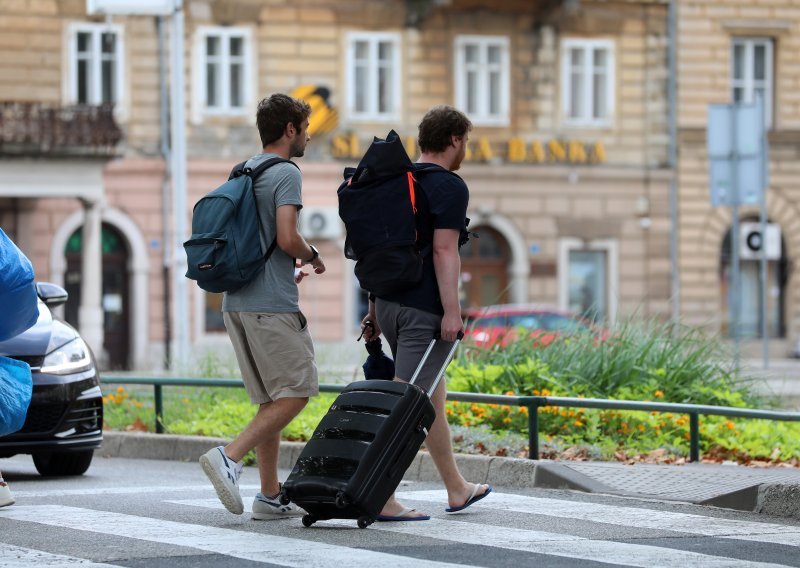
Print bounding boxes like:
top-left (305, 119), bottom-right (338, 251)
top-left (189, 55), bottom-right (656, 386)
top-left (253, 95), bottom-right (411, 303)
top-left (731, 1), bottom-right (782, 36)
top-left (440, 311), bottom-right (463, 343)
top-left (294, 268), bottom-right (308, 284)
top-left (295, 257), bottom-right (326, 275)
top-left (310, 256), bottom-right (326, 274)
top-left (360, 314), bottom-right (381, 341)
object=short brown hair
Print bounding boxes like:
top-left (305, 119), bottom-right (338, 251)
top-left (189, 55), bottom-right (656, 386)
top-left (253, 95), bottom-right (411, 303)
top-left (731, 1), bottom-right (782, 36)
top-left (256, 94), bottom-right (312, 147)
top-left (417, 105), bottom-right (472, 153)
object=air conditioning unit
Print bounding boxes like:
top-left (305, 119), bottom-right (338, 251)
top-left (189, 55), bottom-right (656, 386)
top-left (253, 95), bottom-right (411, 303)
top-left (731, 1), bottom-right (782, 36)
top-left (300, 207), bottom-right (342, 240)
top-left (740, 222), bottom-right (781, 260)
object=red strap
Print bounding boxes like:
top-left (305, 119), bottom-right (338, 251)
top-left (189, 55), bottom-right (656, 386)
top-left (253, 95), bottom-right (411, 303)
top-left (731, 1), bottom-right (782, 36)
top-left (407, 171), bottom-right (417, 214)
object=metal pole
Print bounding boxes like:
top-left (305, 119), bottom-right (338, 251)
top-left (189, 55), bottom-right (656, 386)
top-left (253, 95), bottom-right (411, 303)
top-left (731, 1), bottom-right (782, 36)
top-left (758, 98), bottom-right (769, 369)
top-left (527, 401), bottom-right (540, 460)
top-left (667, 0), bottom-right (680, 325)
top-left (730, 108), bottom-right (740, 368)
top-left (689, 413), bottom-right (699, 462)
top-left (170, 0), bottom-right (189, 371)
top-left (154, 384), bottom-right (164, 433)
top-left (157, 16), bottom-right (173, 371)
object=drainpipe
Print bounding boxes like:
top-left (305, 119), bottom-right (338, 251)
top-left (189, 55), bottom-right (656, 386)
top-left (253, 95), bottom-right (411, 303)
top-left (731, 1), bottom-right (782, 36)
top-left (157, 16), bottom-right (172, 370)
top-left (667, 0), bottom-right (679, 325)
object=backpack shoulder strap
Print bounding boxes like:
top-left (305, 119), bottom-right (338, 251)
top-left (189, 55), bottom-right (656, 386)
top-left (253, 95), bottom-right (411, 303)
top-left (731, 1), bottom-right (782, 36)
top-left (248, 157), bottom-right (299, 180)
top-left (228, 160), bottom-right (248, 181)
top-left (238, 156), bottom-right (300, 267)
top-left (413, 163), bottom-right (463, 182)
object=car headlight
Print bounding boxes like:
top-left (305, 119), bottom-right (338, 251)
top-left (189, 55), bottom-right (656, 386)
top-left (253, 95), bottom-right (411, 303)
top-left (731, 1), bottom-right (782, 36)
top-left (41, 337), bottom-right (93, 375)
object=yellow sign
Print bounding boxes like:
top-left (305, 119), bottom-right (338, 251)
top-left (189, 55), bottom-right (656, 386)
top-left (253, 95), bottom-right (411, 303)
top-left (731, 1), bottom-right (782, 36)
top-left (290, 85), bottom-right (338, 136)
top-left (329, 134), bottom-right (607, 165)
top-left (507, 138), bottom-right (607, 164)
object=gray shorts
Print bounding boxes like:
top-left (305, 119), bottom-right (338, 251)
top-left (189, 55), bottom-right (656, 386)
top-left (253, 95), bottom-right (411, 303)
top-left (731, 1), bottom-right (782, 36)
top-left (375, 299), bottom-right (455, 393)
top-left (223, 311), bottom-right (319, 404)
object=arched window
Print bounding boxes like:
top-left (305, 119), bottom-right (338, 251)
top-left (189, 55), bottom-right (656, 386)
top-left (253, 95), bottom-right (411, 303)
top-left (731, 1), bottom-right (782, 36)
top-left (720, 220), bottom-right (787, 338)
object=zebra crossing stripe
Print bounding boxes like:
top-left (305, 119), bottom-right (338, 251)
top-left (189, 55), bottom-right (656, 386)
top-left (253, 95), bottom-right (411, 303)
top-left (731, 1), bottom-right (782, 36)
top-left (0, 505), bottom-right (462, 568)
top-left (11, 484), bottom-right (262, 498)
top-left (399, 490), bottom-right (800, 541)
top-left (170, 497), bottom-right (789, 568)
top-left (0, 543), bottom-right (118, 567)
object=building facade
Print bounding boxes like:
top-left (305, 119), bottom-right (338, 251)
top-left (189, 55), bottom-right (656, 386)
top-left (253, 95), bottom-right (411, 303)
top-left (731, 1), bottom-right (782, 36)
top-left (0, 0), bottom-right (673, 370)
top-left (677, 0), bottom-right (800, 357)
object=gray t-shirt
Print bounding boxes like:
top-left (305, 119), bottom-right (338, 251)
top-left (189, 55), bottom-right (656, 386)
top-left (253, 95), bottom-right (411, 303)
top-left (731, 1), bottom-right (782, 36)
top-left (222, 153), bottom-right (302, 313)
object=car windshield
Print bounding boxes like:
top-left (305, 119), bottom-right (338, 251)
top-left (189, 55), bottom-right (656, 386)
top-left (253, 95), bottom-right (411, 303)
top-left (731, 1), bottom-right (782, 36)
top-left (468, 312), bottom-right (589, 332)
top-left (536, 314), bottom-right (589, 332)
top-left (466, 315), bottom-right (506, 327)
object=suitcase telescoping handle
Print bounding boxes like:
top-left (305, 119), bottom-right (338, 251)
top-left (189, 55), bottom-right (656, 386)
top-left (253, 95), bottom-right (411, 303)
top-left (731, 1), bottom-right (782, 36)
top-left (408, 331), bottom-right (464, 397)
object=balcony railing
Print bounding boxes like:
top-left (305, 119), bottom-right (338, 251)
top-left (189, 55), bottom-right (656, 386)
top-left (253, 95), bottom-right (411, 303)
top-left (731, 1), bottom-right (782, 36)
top-left (0, 102), bottom-right (122, 157)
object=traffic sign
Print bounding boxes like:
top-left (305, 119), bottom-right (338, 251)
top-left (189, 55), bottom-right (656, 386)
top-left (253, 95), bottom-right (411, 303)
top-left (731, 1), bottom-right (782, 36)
top-left (707, 101), bottom-right (768, 206)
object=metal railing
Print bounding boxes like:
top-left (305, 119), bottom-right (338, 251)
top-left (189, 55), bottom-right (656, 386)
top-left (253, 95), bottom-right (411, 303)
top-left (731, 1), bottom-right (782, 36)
top-left (99, 376), bottom-right (800, 462)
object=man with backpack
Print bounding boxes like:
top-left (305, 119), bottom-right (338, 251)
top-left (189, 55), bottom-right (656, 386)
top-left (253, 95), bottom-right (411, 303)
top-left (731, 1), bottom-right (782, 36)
top-left (200, 93), bottom-right (326, 519)
top-left (360, 105), bottom-right (491, 520)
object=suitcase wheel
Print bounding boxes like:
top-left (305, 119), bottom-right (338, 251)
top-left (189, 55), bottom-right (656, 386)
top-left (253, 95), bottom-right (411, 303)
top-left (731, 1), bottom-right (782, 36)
top-left (302, 514), bottom-right (317, 528)
top-left (335, 491), bottom-right (350, 509)
top-left (357, 516), bottom-right (373, 529)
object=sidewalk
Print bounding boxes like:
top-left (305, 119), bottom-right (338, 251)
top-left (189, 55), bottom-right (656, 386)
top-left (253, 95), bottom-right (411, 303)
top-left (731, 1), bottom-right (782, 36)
top-left (742, 358), bottom-right (800, 402)
top-left (100, 431), bottom-right (800, 520)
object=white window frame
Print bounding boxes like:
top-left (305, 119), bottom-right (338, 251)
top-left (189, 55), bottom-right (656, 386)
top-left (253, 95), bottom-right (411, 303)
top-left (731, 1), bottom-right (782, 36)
top-left (345, 32), bottom-right (402, 122)
top-left (66, 22), bottom-right (124, 107)
top-left (454, 35), bottom-right (510, 126)
top-left (558, 238), bottom-right (618, 323)
top-left (731, 37), bottom-right (774, 129)
top-left (193, 26), bottom-right (254, 121)
top-left (560, 38), bottom-right (615, 127)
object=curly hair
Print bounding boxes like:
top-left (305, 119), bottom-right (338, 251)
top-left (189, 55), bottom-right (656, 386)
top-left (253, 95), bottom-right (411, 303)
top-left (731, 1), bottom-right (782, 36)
top-left (256, 94), bottom-right (312, 147)
top-left (417, 105), bottom-right (472, 153)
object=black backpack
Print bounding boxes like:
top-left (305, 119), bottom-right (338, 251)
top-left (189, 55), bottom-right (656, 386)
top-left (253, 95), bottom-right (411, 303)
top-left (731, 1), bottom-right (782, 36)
top-left (337, 130), bottom-right (444, 296)
top-left (184, 157), bottom-right (297, 293)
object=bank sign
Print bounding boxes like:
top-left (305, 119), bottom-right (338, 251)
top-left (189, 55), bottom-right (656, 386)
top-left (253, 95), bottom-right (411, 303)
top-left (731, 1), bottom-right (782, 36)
top-left (331, 133), bottom-right (606, 165)
top-left (290, 84), bottom-right (606, 165)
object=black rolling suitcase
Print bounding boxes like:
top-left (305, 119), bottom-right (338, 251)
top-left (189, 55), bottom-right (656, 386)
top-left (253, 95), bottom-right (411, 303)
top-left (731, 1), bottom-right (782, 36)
top-left (280, 336), bottom-right (461, 529)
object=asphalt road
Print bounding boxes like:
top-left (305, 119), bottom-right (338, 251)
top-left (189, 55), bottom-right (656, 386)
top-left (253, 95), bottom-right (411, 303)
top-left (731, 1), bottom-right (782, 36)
top-left (2, 454), bottom-right (800, 567)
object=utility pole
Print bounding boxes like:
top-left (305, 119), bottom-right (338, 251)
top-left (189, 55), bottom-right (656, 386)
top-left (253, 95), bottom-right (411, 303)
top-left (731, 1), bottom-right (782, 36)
top-left (169, 0), bottom-right (189, 370)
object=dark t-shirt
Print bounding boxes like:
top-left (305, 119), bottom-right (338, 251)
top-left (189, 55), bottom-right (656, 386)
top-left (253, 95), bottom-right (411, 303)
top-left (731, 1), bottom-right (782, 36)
top-left (379, 163), bottom-right (469, 315)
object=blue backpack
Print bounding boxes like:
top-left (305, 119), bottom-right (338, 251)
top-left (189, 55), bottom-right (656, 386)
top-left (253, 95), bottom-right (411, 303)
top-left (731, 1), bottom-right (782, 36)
top-left (184, 157), bottom-right (297, 293)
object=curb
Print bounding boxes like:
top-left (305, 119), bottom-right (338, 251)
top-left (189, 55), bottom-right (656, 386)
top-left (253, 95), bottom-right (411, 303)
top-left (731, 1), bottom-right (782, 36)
top-left (99, 432), bottom-right (800, 519)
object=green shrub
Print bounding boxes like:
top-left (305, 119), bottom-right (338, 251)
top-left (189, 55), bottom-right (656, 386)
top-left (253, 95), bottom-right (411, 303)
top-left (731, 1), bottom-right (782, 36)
top-left (103, 317), bottom-right (799, 464)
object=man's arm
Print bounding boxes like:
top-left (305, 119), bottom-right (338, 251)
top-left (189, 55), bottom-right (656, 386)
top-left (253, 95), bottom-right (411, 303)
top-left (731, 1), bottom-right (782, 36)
top-left (275, 204), bottom-right (325, 274)
top-left (432, 228), bottom-right (463, 342)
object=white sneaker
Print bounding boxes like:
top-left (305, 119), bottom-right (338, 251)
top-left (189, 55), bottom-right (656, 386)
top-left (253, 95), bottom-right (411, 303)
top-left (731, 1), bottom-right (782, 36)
top-left (0, 482), bottom-right (14, 508)
top-left (252, 489), bottom-right (305, 520)
top-left (199, 446), bottom-right (244, 515)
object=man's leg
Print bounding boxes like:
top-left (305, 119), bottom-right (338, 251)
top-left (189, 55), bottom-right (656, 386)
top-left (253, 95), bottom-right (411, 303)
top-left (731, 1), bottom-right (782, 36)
top-left (224, 396), bottom-right (308, 496)
top-left (424, 380), bottom-right (490, 509)
top-left (379, 381), bottom-right (488, 516)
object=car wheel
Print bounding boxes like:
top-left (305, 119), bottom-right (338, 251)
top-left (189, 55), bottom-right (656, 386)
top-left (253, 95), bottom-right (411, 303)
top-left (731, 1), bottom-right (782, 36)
top-left (32, 450), bottom-right (94, 476)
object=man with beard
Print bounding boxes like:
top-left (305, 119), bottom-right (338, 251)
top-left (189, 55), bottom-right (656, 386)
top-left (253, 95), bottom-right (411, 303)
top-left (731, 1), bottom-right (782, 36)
top-left (200, 93), bottom-right (325, 520)
top-left (360, 105), bottom-right (491, 521)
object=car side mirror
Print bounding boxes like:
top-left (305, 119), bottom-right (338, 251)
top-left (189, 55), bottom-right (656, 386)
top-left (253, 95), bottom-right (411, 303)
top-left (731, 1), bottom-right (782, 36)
top-left (36, 282), bottom-right (69, 308)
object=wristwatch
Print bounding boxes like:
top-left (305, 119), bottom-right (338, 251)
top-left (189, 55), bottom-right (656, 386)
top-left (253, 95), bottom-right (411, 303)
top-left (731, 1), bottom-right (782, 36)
top-left (305, 245), bottom-right (319, 264)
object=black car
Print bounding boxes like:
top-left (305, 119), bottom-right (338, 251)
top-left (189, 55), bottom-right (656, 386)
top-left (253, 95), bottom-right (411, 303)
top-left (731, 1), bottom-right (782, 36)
top-left (0, 282), bottom-right (103, 476)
